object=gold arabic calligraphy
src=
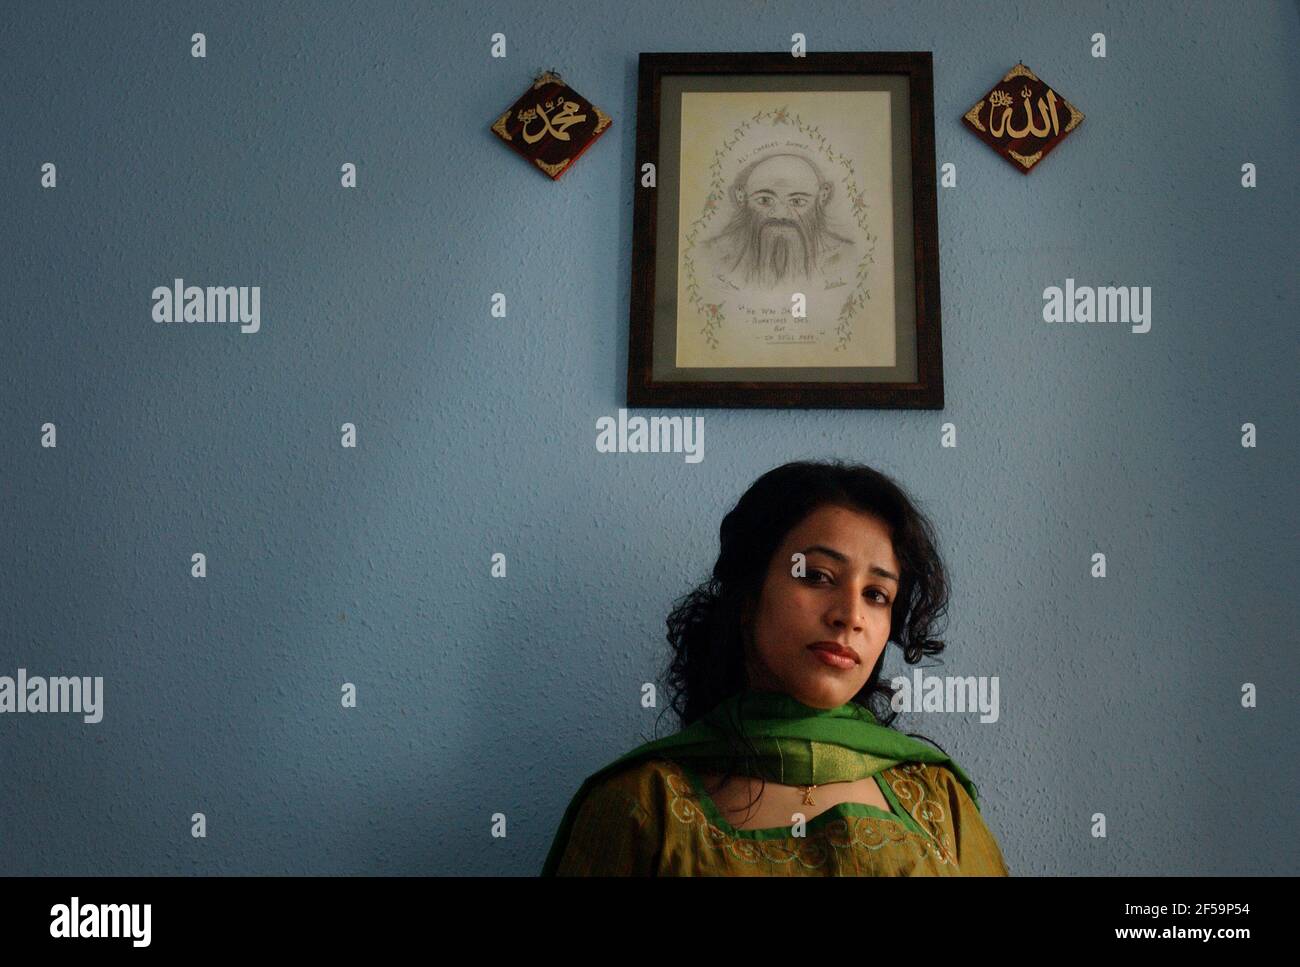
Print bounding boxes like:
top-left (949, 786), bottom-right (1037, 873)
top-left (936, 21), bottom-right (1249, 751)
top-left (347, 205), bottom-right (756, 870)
top-left (518, 98), bottom-right (587, 144)
top-left (987, 84), bottom-right (1061, 140)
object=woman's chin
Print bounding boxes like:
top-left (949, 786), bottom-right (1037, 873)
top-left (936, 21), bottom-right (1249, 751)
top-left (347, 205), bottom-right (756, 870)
top-left (784, 676), bottom-right (861, 709)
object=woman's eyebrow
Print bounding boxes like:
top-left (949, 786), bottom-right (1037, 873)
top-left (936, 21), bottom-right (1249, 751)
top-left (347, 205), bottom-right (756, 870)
top-left (800, 544), bottom-right (899, 583)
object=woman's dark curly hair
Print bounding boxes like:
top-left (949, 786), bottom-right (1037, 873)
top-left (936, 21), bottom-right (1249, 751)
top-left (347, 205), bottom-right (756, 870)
top-left (653, 459), bottom-right (952, 818)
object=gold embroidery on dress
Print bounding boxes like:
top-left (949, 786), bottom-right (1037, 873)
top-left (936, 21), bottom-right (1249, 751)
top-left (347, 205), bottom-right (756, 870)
top-left (662, 761), bottom-right (942, 871)
top-left (883, 763), bottom-right (958, 865)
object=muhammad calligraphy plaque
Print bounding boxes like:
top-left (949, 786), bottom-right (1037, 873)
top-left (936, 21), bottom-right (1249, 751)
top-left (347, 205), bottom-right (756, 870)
top-left (628, 52), bottom-right (944, 409)
top-left (961, 63), bottom-right (1084, 174)
top-left (491, 70), bottom-right (612, 180)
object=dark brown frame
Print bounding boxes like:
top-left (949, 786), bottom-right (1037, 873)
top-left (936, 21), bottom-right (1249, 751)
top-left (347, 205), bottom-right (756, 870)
top-left (627, 51), bottom-right (943, 409)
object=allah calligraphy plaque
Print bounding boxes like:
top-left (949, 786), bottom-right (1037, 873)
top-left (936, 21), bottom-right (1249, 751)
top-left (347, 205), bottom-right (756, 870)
top-left (628, 52), bottom-right (943, 409)
top-left (962, 63), bottom-right (1084, 174)
top-left (491, 70), bottom-right (612, 180)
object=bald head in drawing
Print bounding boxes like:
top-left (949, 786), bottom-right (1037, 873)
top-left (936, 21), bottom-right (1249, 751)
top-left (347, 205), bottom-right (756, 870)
top-left (702, 153), bottom-right (856, 291)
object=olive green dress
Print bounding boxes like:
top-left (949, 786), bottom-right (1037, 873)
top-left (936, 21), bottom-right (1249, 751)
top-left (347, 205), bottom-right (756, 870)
top-left (549, 755), bottom-right (1009, 876)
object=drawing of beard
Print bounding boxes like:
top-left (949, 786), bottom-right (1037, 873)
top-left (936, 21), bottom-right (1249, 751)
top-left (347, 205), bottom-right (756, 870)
top-left (743, 211), bottom-right (820, 287)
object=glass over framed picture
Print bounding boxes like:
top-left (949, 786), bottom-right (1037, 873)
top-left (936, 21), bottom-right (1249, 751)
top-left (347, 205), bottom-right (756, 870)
top-left (628, 51), bottom-right (943, 409)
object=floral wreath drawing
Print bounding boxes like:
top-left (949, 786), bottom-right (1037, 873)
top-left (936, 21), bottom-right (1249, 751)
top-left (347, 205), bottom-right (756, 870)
top-left (682, 106), bottom-right (878, 354)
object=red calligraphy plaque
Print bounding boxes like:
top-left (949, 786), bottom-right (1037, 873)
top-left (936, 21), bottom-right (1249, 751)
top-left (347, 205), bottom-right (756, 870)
top-left (490, 70), bottom-right (612, 180)
top-left (961, 63), bottom-right (1084, 174)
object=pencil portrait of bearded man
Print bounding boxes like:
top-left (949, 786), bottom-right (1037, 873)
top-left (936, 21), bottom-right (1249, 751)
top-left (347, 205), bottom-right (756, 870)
top-left (699, 152), bottom-right (859, 295)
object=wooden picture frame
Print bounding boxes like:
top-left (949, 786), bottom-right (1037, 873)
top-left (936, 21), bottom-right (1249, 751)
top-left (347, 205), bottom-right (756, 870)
top-left (628, 51), bottom-right (943, 409)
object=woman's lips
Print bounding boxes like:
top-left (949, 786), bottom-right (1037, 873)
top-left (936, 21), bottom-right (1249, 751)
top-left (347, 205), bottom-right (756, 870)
top-left (807, 642), bottom-right (859, 670)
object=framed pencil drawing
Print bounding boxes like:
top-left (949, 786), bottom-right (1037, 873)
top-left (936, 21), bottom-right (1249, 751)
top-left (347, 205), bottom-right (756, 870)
top-left (628, 51), bottom-right (943, 409)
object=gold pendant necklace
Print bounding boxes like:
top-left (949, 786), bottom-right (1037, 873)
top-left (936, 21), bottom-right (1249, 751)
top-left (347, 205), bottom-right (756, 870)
top-left (800, 784), bottom-right (817, 805)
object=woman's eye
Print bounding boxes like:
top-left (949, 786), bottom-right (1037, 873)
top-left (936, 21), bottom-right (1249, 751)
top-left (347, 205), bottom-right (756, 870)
top-left (806, 572), bottom-right (889, 605)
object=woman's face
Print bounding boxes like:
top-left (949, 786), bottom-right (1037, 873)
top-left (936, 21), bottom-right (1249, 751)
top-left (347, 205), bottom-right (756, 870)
top-left (742, 504), bottom-right (901, 709)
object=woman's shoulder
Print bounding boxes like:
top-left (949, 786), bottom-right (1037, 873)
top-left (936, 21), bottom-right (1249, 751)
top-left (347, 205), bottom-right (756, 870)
top-left (549, 757), bottom-right (677, 876)
top-left (563, 757), bottom-right (685, 838)
top-left (881, 760), bottom-right (984, 809)
top-left (585, 756), bottom-right (686, 801)
top-left (574, 757), bottom-right (706, 825)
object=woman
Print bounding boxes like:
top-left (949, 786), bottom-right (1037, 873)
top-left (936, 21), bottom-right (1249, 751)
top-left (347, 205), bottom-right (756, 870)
top-left (541, 460), bottom-right (1009, 876)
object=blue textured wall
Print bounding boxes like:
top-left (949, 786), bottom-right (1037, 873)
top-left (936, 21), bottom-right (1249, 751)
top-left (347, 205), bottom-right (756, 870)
top-left (1, 0), bottom-right (1295, 876)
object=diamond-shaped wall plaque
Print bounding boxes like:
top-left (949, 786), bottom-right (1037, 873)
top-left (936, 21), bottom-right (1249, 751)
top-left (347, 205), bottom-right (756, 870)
top-left (491, 70), bottom-right (612, 180)
top-left (962, 63), bottom-right (1084, 174)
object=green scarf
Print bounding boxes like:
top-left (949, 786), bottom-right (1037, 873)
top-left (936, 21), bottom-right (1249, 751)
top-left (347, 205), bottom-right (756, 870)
top-left (540, 688), bottom-right (980, 875)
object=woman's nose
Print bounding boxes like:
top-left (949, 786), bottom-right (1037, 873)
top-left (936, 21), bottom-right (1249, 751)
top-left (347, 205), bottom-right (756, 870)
top-left (830, 591), bottom-right (865, 630)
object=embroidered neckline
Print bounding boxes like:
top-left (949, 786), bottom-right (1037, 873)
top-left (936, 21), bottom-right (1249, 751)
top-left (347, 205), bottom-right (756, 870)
top-left (662, 760), bottom-right (957, 870)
